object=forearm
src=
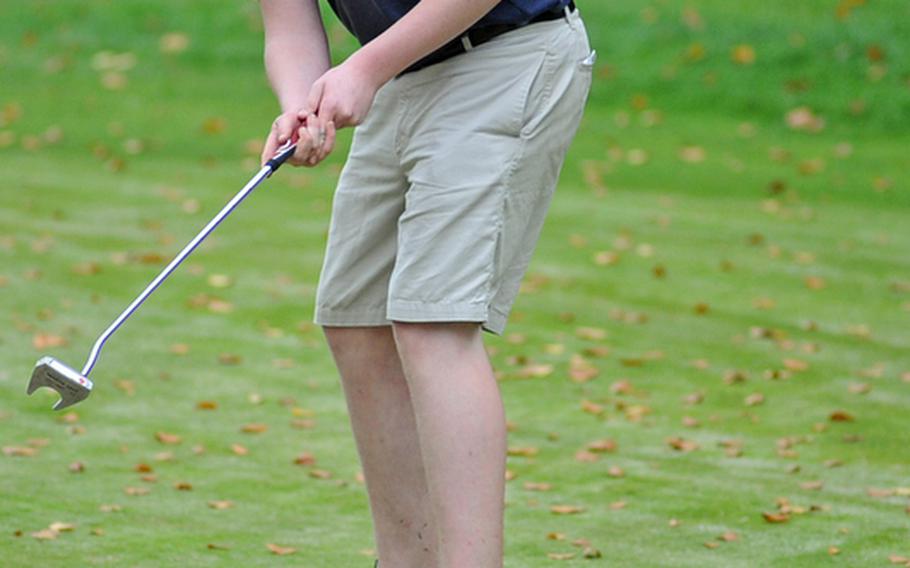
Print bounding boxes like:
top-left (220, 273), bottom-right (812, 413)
top-left (261, 0), bottom-right (331, 112)
top-left (348, 0), bottom-right (501, 85)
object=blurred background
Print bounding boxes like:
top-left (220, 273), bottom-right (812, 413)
top-left (1, 1), bottom-right (908, 566)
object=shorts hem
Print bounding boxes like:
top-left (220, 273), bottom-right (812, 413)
top-left (314, 307), bottom-right (391, 328)
top-left (388, 300), bottom-right (508, 335)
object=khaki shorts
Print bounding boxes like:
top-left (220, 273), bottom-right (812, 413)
top-left (314, 8), bottom-right (594, 334)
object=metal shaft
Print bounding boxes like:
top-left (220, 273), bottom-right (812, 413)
top-left (81, 143), bottom-right (297, 377)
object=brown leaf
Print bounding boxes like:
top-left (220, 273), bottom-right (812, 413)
top-left (31, 529), bottom-right (58, 540)
top-left (575, 450), bottom-right (599, 463)
top-left (550, 505), bottom-right (585, 515)
top-left (208, 500), bottom-right (234, 510)
top-left (293, 453), bottom-right (317, 466)
top-left (218, 353), bottom-right (242, 366)
top-left (507, 446), bottom-right (539, 458)
top-left (731, 44), bottom-right (756, 65)
top-left (124, 486), bottom-right (150, 496)
top-left (744, 392), bottom-right (765, 406)
top-left (201, 117), bottom-right (227, 135)
top-left (196, 400), bottom-right (218, 410)
top-left (48, 522), bottom-right (75, 532)
top-left (309, 469), bottom-right (332, 479)
top-left (241, 423), bottom-right (268, 434)
top-left (580, 399), bottom-right (605, 416)
top-left (230, 444), bottom-right (248, 456)
top-left (155, 432), bottom-right (182, 445)
top-left (667, 437), bottom-right (699, 452)
top-left (575, 326), bottom-right (607, 341)
top-left (159, 32), bottom-right (190, 54)
top-left (762, 511), bottom-right (790, 523)
top-left (69, 461), bottom-right (85, 473)
top-left (517, 363), bottom-right (554, 379)
top-left (266, 543), bottom-right (297, 556)
top-left (568, 354), bottom-right (598, 383)
top-left (32, 332), bottom-right (68, 349)
top-left (829, 410), bottom-right (855, 422)
top-left (582, 547), bottom-right (602, 558)
top-left (547, 552), bottom-right (576, 560)
top-left (3, 446), bottom-right (38, 457)
top-left (587, 438), bottom-right (617, 453)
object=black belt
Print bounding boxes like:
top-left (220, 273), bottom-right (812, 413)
top-left (400, 1), bottom-right (576, 75)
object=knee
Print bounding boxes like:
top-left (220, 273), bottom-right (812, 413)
top-left (391, 321), bottom-right (481, 353)
top-left (322, 325), bottom-right (392, 353)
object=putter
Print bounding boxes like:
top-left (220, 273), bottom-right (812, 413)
top-left (27, 141), bottom-right (298, 410)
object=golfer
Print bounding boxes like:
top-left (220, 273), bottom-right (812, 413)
top-left (259, 0), bottom-right (592, 566)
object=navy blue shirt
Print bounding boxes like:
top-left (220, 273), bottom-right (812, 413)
top-left (326, 0), bottom-right (571, 47)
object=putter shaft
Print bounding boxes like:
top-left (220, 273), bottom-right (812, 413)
top-left (80, 142), bottom-right (297, 377)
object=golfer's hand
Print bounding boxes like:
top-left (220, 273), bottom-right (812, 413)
top-left (260, 110), bottom-right (334, 168)
top-left (301, 57), bottom-right (381, 145)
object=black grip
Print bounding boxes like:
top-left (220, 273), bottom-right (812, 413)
top-left (266, 143), bottom-right (297, 172)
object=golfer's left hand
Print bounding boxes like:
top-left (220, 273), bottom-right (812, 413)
top-left (298, 58), bottom-right (381, 163)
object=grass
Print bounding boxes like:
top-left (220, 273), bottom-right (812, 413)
top-left (1, 0), bottom-right (909, 566)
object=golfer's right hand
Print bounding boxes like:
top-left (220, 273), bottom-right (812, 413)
top-left (261, 110), bottom-right (331, 168)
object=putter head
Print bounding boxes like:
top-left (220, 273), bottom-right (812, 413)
top-left (27, 356), bottom-right (94, 411)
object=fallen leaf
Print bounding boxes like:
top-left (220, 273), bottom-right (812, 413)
top-left (731, 44), bottom-right (756, 65)
top-left (241, 423), bottom-right (268, 434)
top-left (667, 437), bottom-right (699, 452)
top-left (159, 32), bottom-right (190, 54)
top-left (32, 333), bottom-right (67, 349)
top-left (155, 432), bottom-right (182, 445)
top-left (293, 453), bottom-right (317, 466)
top-left (587, 439), bottom-right (617, 453)
top-left (3, 446), bottom-right (38, 457)
top-left (266, 543), bottom-right (297, 556)
top-left (829, 410), bottom-right (855, 422)
top-left (208, 500), bottom-right (234, 510)
top-left (551, 505), bottom-right (585, 515)
top-left (507, 446), bottom-right (539, 458)
top-left (762, 511), bottom-right (790, 523)
top-left (575, 326), bottom-right (607, 341)
top-left (31, 529), bottom-right (58, 540)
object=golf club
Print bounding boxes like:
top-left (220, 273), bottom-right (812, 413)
top-left (27, 141), bottom-right (298, 410)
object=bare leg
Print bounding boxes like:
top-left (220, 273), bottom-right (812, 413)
top-left (392, 322), bottom-right (507, 568)
top-left (323, 326), bottom-right (437, 568)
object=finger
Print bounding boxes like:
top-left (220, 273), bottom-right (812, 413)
top-left (261, 132), bottom-right (279, 166)
top-left (318, 121), bottom-right (336, 162)
top-left (289, 126), bottom-right (316, 167)
top-left (306, 80), bottom-right (326, 115)
top-left (274, 113), bottom-right (300, 145)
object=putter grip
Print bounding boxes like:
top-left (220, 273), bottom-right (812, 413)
top-left (266, 143), bottom-right (297, 172)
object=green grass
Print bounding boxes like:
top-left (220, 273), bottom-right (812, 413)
top-left (1, 1), bottom-right (909, 566)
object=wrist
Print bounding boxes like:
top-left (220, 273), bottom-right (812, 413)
top-left (347, 46), bottom-right (396, 88)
